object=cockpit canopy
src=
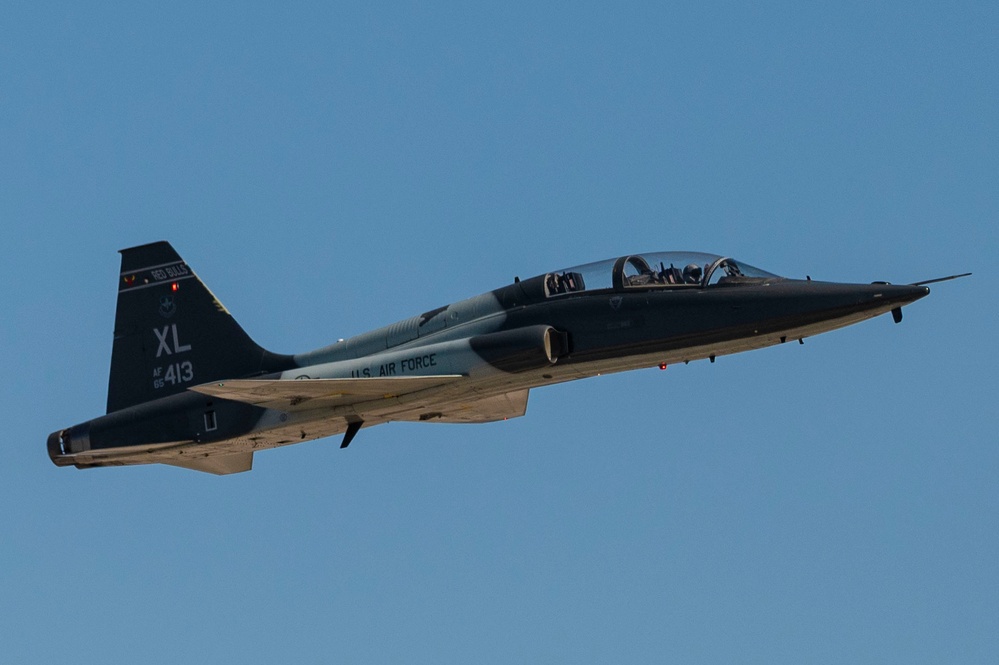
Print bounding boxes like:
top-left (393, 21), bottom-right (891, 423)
top-left (544, 252), bottom-right (780, 297)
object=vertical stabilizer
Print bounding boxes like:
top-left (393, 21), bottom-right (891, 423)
top-left (106, 241), bottom-right (293, 414)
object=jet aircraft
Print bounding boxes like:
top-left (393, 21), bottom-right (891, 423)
top-left (48, 242), bottom-right (965, 475)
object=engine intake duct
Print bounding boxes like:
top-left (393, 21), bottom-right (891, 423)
top-left (469, 325), bottom-right (568, 373)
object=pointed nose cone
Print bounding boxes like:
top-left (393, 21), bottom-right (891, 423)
top-left (755, 280), bottom-right (931, 336)
top-left (877, 283), bottom-right (931, 308)
top-left (882, 283), bottom-right (929, 324)
top-left (807, 281), bottom-right (931, 316)
top-left (793, 281), bottom-right (930, 313)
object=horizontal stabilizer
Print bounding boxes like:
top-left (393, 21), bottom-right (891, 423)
top-left (190, 375), bottom-right (464, 410)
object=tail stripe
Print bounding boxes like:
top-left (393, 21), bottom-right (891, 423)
top-left (120, 274), bottom-right (197, 293)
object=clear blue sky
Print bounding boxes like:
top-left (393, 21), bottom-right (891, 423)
top-left (2, 2), bottom-right (996, 663)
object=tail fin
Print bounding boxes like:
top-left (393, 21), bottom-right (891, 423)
top-left (106, 241), bottom-right (294, 414)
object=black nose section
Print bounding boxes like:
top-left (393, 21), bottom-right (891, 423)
top-left (796, 281), bottom-right (930, 309)
top-left (844, 282), bottom-right (930, 315)
top-left (874, 284), bottom-right (929, 324)
top-left (877, 283), bottom-right (931, 307)
top-left (764, 279), bottom-right (932, 330)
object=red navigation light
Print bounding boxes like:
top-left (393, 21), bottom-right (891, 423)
top-left (171, 283), bottom-right (179, 292)
top-left (658, 362), bottom-right (667, 370)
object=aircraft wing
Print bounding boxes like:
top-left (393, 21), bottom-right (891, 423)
top-left (164, 451), bottom-right (254, 475)
top-left (189, 375), bottom-right (465, 411)
top-left (394, 389), bottom-right (530, 423)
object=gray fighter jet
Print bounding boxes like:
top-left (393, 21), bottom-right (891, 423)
top-left (47, 242), bottom-right (965, 474)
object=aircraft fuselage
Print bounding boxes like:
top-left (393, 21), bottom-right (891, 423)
top-left (48, 245), bottom-right (932, 474)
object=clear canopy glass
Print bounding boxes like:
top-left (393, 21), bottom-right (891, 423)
top-left (544, 252), bottom-right (780, 296)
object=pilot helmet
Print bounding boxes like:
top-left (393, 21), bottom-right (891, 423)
top-left (683, 263), bottom-right (702, 283)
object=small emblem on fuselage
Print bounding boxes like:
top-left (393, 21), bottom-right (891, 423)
top-left (609, 296), bottom-right (623, 310)
top-left (158, 295), bottom-right (177, 318)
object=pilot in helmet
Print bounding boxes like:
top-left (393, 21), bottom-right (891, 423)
top-left (683, 263), bottom-right (702, 284)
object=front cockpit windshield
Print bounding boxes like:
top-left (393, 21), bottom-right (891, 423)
top-left (544, 252), bottom-right (780, 296)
